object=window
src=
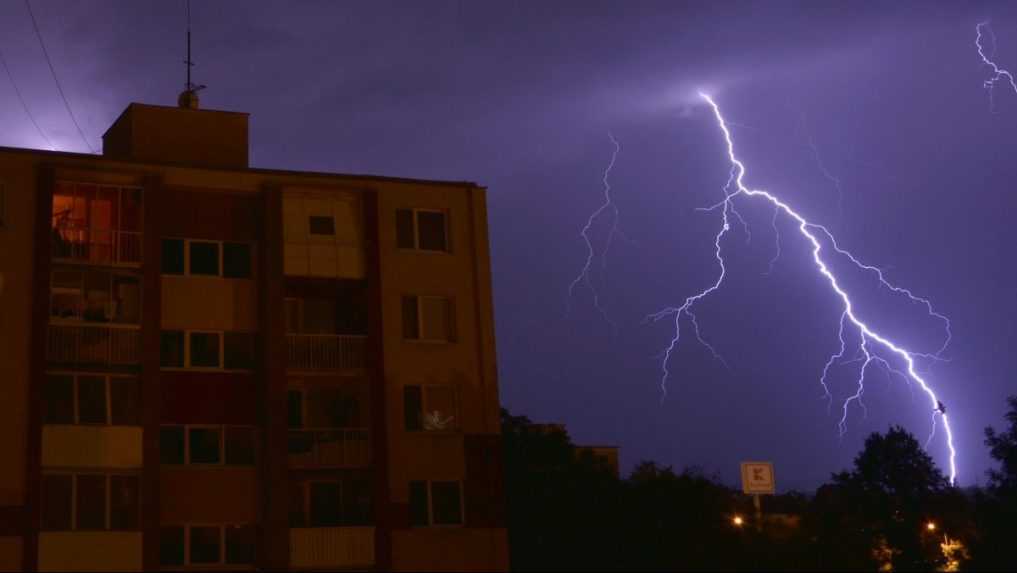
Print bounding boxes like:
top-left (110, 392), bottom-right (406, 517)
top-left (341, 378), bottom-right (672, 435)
top-left (309, 215), bottom-right (335, 235)
top-left (43, 375), bottom-right (74, 424)
top-left (297, 387), bottom-right (362, 429)
top-left (291, 478), bottom-right (373, 527)
top-left (190, 332), bottom-right (221, 368)
top-left (404, 385), bottom-right (459, 432)
top-left (223, 242), bottom-right (252, 279)
top-left (402, 295), bottom-right (455, 342)
top-left (49, 269), bottom-right (141, 324)
top-left (409, 480), bottom-right (463, 527)
top-left (41, 474), bottom-right (72, 530)
top-left (160, 331), bottom-right (185, 368)
top-left (160, 425), bottom-right (256, 466)
top-left (190, 525), bottom-right (221, 564)
top-left (189, 241), bottom-right (220, 276)
top-left (224, 332), bottom-right (255, 370)
top-left (77, 376), bottom-right (106, 424)
top-left (40, 473), bottom-right (139, 531)
top-left (160, 427), bottom-right (185, 464)
top-left (43, 374), bottom-right (140, 426)
top-left (287, 390), bottom-right (303, 429)
top-left (76, 474), bottom-right (106, 529)
top-left (189, 427), bottom-right (222, 464)
top-left (161, 238), bottom-right (254, 278)
top-left (225, 524), bottom-right (255, 564)
top-left (160, 526), bottom-right (185, 566)
top-left (310, 482), bottom-right (341, 527)
top-left (431, 481), bottom-right (464, 525)
top-left (225, 426), bottom-right (256, 465)
top-left (162, 239), bottom-right (185, 274)
top-left (396, 208), bottom-right (448, 252)
top-left (51, 183), bottom-right (143, 264)
top-left (161, 330), bottom-right (254, 370)
top-left (160, 525), bottom-right (254, 567)
top-left (110, 476), bottom-right (139, 530)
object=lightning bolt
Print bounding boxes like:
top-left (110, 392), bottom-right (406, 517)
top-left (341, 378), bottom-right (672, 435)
top-left (567, 132), bottom-right (626, 326)
top-left (975, 22), bottom-right (1017, 110)
top-left (656, 93), bottom-right (958, 484)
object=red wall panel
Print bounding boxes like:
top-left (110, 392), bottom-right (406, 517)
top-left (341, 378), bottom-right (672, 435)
top-left (161, 372), bottom-right (257, 425)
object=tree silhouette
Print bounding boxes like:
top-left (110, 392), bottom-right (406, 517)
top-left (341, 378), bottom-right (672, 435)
top-left (810, 426), bottom-right (959, 571)
top-left (971, 396), bottom-right (1017, 571)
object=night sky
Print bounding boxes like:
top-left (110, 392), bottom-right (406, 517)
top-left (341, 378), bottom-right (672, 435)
top-left (3, 1), bottom-right (1017, 491)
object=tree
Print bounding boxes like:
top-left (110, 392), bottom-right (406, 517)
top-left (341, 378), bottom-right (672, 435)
top-left (809, 426), bottom-right (963, 571)
top-left (500, 409), bottom-right (624, 571)
top-left (970, 396), bottom-right (1017, 571)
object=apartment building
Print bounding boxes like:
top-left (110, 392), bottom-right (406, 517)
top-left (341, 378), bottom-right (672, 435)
top-left (0, 94), bottom-right (507, 571)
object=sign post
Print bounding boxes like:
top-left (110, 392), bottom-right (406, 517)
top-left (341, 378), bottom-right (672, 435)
top-left (740, 461), bottom-right (775, 532)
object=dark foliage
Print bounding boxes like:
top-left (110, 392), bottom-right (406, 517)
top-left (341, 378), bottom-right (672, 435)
top-left (969, 396), bottom-right (1017, 571)
top-left (502, 405), bottom-right (1017, 571)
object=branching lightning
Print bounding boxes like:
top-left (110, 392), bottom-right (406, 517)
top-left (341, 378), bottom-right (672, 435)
top-left (975, 22), bottom-right (1017, 110)
top-left (655, 93), bottom-right (958, 484)
top-left (567, 132), bottom-right (626, 326)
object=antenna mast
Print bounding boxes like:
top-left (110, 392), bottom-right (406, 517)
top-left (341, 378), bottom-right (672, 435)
top-left (179, 0), bottom-right (205, 109)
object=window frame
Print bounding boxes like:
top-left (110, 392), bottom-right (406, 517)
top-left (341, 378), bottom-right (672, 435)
top-left (40, 472), bottom-right (140, 532)
top-left (290, 478), bottom-right (373, 528)
top-left (402, 295), bottom-right (456, 343)
top-left (408, 480), bottom-right (465, 528)
top-left (49, 268), bottom-right (143, 325)
top-left (160, 330), bottom-right (256, 372)
top-left (160, 424), bottom-right (257, 467)
top-left (161, 237), bottom-right (254, 279)
top-left (404, 384), bottom-right (460, 433)
top-left (43, 372), bottom-right (140, 426)
top-left (396, 208), bottom-right (450, 253)
top-left (160, 523), bottom-right (255, 567)
top-left (308, 214), bottom-right (336, 236)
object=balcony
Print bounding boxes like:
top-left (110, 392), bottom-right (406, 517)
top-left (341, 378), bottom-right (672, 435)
top-left (38, 531), bottom-right (143, 572)
top-left (286, 334), bottom-right (366, 371)
top-left (288, 429), bottom-right (370, 469)
top-left (52, 227), bottom-right (142, 267)
top-left (46, 324), bottom-right (141, 366)
top-left (290, 527), bottom-right (375, 569)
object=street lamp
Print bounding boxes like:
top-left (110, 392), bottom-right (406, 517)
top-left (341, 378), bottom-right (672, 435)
top-left (732, 515), bottom-right (745, 527)
top-left (926, 521), bottom-right (937, 532)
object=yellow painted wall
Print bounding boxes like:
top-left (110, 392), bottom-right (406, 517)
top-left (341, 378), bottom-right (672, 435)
top-left (282, 191), bottom-right (365, 279)
top-left (0, 153), bottom-right (35, 509)
top-left (392, 528), bottom-right (508, 572)
top-left (0, 537), bottom-right (22, 572)
top-left (372, 182), bottom-right (501, 494)
top-left (161, 276), bottom-right (258, 331)
top-left (37, 531), bottom-right (142, 572)
top-left (41, 425), bottom-right (143, 469)
top-left (160, 467), bottom-right (257, 523)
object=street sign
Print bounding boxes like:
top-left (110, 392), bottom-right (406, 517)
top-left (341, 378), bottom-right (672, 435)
top-left (740, 461), bottom-right (775, 495)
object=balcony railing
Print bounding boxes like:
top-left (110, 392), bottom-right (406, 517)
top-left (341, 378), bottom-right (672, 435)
top-left (46, 323), bottom-right (141, 366)
top-left (288, 429), bottom-right (370, 469)
top-left (52, 226), bottom-right (143, 266)
top-left (286, 334), bottom-right (367, 371)
top-left (290, 527), bottom-right (375, 569)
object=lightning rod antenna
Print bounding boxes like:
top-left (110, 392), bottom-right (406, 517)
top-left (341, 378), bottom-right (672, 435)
top-left (179, 0), bottom-right (206, 109)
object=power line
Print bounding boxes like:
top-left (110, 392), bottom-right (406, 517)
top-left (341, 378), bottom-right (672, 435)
top-left (23, 0), bottom-right (96, 153)
top-left (0, 46), bottom-right (54, 150)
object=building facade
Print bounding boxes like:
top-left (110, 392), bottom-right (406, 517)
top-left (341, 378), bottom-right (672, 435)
top-left (0, 98), bottom-right (507, 571)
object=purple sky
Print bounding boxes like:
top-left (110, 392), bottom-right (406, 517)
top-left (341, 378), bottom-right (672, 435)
top-left (3, 0), bottom-right (1017, 490)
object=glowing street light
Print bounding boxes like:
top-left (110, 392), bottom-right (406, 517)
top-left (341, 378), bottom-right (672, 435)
top-left (926, 521), bottom-right (937, 532)
top-left (732, 515), bottom-right (745, 527)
